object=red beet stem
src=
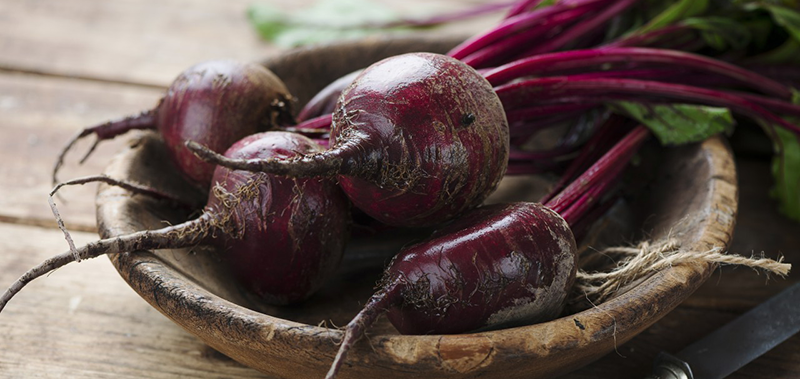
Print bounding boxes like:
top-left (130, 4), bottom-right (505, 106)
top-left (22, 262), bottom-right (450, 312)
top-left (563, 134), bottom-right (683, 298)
top-left (546, 125), bottom-right (650, 224)
top-left (52, 109), bottom-right (157, 186)
top-left (540, 115), bottom-right (629, 203)
top-left (516, 0), bottom-right (639, 59)
top-left (448, 0), bottom-right (609, 60)
top-left (506, 102), bottom-right (599, 124)
top-left (495, 77), bottom-right (800, 136)
top-left (462, 7), bottom-right (588, 68)
top-left (484, 48), bottom-right (792, 98)
top-left (504, 0), bottom-right (545, 19)
top-left (326, 281), bottom-right (401, 379)
top-left (283, 113), bottom-right (333, 136)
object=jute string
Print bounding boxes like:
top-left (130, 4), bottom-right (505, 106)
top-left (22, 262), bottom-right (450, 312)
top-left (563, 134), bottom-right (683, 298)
top-left (572, 238), bottom-right (791, 304)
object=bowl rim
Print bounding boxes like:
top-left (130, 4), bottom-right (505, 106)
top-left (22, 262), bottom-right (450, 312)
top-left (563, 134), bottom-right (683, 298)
top-left (97, 36), bottom-right (738, 379)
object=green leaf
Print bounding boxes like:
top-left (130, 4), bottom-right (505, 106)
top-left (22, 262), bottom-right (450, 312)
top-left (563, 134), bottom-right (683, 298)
top-left (770, 126), bottom-right (800, 220)
top-left (247, 0), bottom-right (402, 47)
top-left (682, 17), bottom-right (753, 50)
top-left (765, 89), bottom-right (800, 221)
top-left (635, 0), bottom-right (710, 34)
top-left (764, 5), bottom-right (800, 41)
top-left (609, 102), bottom-right (735, 145)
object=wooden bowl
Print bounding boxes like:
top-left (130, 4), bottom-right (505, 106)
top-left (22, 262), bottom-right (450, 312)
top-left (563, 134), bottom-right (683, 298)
top-left (96, 36), bottom-right (738, 379)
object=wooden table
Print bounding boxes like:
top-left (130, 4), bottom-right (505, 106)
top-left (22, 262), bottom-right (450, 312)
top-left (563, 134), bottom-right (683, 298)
top-left (0, 1), bottom-right (797, 378)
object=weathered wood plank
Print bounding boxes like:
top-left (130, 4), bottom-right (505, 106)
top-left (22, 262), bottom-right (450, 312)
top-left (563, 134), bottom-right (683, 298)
top-left (0, 223), bottom-right (269, 378)
top-left (0, 0), bottom-right (498, 87)
top-left (0, 72), bottom-right (162, 231)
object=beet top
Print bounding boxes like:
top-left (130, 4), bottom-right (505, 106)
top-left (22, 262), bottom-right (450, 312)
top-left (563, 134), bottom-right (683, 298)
top-left (189, 52), bottom-right (510, 227)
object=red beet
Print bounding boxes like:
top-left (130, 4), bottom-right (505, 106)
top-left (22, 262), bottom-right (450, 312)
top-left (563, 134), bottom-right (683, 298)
top-left (326, 202), bottom-right (577, 378)
top-left (188, 52), bottom-right (510, 227)
top-left (1, 131), bottom-right (350, 310)
top-left (54, 60), bottom-right (294, 188)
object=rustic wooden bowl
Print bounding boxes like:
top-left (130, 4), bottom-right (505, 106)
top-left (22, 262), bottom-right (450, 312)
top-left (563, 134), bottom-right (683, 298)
top-left (96, 36), bottom-right (738, 379)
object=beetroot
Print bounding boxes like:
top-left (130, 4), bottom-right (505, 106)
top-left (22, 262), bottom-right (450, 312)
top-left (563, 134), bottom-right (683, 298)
top-left (188, 53), bottom-right (510, 227)
top-left (54, 60), bottom-right (294, 188)
top-left (326, 202), bottom-right (577, 378)
top-left (1, 131), bottom-right (350, 310)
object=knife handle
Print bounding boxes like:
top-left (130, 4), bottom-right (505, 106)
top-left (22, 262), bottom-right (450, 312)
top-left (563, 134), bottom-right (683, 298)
top-left (643, 352), bottom-right (694, 379)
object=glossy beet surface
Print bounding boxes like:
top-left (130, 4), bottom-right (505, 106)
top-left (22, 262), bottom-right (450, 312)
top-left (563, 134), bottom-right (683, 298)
top-left (331, 53), bottom-right (510, 227)
top-left (384, 202), bottom-right (577, 334)
top-left (327, 202), bottom-right (577, 378)
top-left (159, 60), bottom-right (293, 187)
top-left (206, 132), bottom-right (351, 304)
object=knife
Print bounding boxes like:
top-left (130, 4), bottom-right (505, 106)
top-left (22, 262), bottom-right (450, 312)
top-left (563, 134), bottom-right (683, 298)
top-left (645, 281), bottom-right (800, 379)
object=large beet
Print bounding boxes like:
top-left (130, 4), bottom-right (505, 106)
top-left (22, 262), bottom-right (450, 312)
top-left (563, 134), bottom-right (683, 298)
top-left (326, 202), bottom-right (577, 378)
top-left (206, 132), bottom-right (351, 303)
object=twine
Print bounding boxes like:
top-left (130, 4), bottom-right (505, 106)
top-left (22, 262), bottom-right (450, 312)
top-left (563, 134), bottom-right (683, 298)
top-left (572, 238), bottom-right (792, 304)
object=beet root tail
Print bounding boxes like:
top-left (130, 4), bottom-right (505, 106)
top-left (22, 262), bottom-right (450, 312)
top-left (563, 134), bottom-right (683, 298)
top-left (326, 283), bottom-right (400, 379)
top-left (52, 109), bottom-right (157, 186)
top-left (0, 214), bottom-right (211, 314)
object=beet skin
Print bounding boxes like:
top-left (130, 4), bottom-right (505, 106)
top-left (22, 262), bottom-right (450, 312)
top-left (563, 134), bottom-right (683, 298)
top-left (159, 60), bottom-right (294, 187)
top-left (205, 132), bottom-right (351, 304)
top-left (326, 202), bottom-right (577, 378)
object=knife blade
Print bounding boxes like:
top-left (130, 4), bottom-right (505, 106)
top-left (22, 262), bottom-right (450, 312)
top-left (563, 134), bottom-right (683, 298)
top-left (645, 281), bottom-right (800, 379)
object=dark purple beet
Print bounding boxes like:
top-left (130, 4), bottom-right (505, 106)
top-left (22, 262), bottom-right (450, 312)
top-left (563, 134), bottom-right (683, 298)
top-left (159, 61), bottom-right (294, 187)
top-left (326, 202), bottom-right (577, 378)
top-left (54, 60), bottom-right (294, 188)
top-left (188, 53), bottom-right (510, 227)
top-left (206, 132), bottom-right (351, 304)
top-left (2, 132), bottom-right (350, 311)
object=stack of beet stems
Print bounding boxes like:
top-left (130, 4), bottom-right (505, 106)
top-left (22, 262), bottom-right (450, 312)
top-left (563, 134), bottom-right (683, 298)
top-left (324, 124), bottom-right (650, 379)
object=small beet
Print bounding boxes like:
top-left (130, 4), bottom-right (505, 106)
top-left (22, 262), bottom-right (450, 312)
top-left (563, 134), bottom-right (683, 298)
top-left (2, 132), bottom-right (350, 311)
top-left (54, 60), bottom-right (294, 188)
top-left (189, 53), bottom-right (510, 227)
top-left (326, 202), bottom-right (577, 378)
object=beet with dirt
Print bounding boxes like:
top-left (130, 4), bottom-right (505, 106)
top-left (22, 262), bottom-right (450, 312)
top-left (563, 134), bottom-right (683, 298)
top-left (54, 60), bottom-right (295, 188)
top-left (2, 131), bottom-right (351, 310)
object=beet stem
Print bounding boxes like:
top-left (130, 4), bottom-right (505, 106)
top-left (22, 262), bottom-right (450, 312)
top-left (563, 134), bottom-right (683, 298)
top-left (540, 114), bottom-right (627, 203)
top-left (504, 0), bottom-right (545, 19)
top-left (515, 0), bottom-right (640, 58)
top-left (447, 0), bottom-right (609, 60)
top-left (495, 77), bottom-right (800, 136)
top-left (0, 213), bottom-right (212, 313)
top-left (546, 125), bottom-right (650, 221)
top-left (327, 281), bottom-right (401, 379)
top-left (462, 7), bottom-right (588, 68)
top-left (485, 47), bottom-right (792, 98)
top-left (52, 109), bottom-right (157, 186)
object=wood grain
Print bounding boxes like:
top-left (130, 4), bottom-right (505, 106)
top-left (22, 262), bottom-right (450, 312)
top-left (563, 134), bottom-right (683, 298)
top-left (0, 223), bottom-right (268, 379)
top-left (0, 0), bottom-right (500, 88)
top-left (0, 72), bottom-right (161, 231)
top-left (0, 0), bottom-right (798, 378)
